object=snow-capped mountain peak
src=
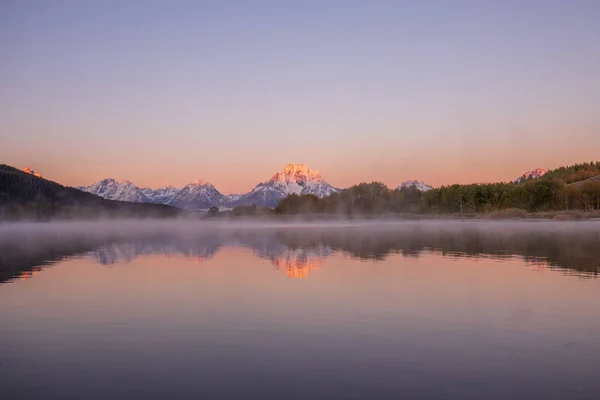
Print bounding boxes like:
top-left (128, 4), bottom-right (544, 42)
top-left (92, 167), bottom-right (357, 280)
top-left (398, 180), bottom-right (434, 192)
top-left (265, 164), bottom-right (326, 194)
top-left (269, 164), bottom-right (324, 184)
top-left (235, 164), bottom-right (339, 207)
top-left (515, 168), bottom-right (547, 183)
top-left (167, 179), bottom-right (225, 210)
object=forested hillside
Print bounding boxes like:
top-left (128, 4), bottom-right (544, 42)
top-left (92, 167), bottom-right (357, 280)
top-left (542, 162), bottom-right (600, 183)
top-left (275, 162), bottom-right (600, 215)
top-left (0, 164), bottom-right (188, 220)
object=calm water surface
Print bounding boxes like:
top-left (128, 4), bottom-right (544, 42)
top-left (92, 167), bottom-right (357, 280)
top-left (1, 220), bottom-right (599, 399)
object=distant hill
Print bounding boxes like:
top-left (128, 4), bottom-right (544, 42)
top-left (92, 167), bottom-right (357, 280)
top-left (0, 164), bottom-right (187, 220)
top-left (512, 163), bottom-right (600, 185)
top-left (542, 162), bottom-right (600, 184)
top-left (568, 175), bottom-right (600, 187)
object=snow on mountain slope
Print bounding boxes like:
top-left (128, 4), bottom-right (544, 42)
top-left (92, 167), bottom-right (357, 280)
top-left (167, 180), bottom-right (226, 210)
top-left (77, 164), bottom-right (337, 209)
top-left (515, 168), bottom-right (547, 183)
top-left (141, 186), bottom-right (181, 204)
top-left (78, 179), bottom-right (150, 203)
top-left (235, 164), bottom-right (339, 207)
top-left (397, 180), bottom-right (433, 191)
top-left (225, 193), bottom-right (243, 202)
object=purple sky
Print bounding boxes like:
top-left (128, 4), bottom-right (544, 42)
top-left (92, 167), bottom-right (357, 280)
top-left (1, 0), bottom-right (599, 193)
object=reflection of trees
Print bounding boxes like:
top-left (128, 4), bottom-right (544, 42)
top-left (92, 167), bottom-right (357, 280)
top-left (0, 237), bottom-right (97, 284)
top-left (1, 222), bottom-right (599, 283)
top-left (0, 232), bottom-right (225, 283)
top-left (275, 226), bottom-right (600, 276)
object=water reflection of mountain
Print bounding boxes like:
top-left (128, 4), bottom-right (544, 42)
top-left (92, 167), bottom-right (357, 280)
top-left (263, 247), bottom-right (331, 279)
top-left (228, 231), bottom-right (332, 278)
top-left (92, 240), bottom-right (221, 266)
top-left (1, 222), bottom-right (599, 283)
top-left (91, 234), bottom-right (332, 279)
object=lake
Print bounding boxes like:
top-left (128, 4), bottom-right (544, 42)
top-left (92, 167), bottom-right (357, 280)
top-left (1, 220), bottom-right (599, 399)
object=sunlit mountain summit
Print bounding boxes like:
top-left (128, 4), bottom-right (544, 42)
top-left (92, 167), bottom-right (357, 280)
top-left (23, 166), bottom-right (42, 178)
top-left (515, 168), bottom-right (547, 183)
top-left (235, 164), bottom-right (339, 207)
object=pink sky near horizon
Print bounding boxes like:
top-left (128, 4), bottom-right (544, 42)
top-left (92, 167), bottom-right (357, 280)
top-left (2, 1), bottom-right (599, 194)
top-left (5, 150), bottom-right (599, 194)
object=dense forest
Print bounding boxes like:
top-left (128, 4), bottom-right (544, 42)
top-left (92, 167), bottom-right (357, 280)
top-left (275, 162), bottom-right (600, 215)
top-left (0, 164), bottom-right (188, 220)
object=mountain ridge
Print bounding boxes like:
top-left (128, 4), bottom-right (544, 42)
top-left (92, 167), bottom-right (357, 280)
top-left (75, 164), bottom-right (553, 209)
top-left (141, 186), bottom-right (181, 204)
top-left (168, 180), bottom-right (229, 210)
top-left (80, 164), bottom-right (341, 209)
top-left (78, 178), bottom-right (150, 203)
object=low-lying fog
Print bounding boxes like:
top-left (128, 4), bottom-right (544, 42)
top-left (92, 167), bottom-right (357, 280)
top-left (2, 218), bottom-right (600, 239)
top-left (1, 219), bottom-right (599, 282)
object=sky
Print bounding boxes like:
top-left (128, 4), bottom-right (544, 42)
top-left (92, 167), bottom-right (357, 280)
top-left (1, 0), bottom-right (599, 194)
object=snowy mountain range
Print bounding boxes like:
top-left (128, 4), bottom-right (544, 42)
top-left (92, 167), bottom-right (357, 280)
top-left (75, 164), bottom-right (553, 209)
top-left (78, 164), bottom-right (339, 209)
top-left (78, 179), bottom-right (150, 203)
top-left (71, 164), bottom-right (554, 210)
top-left (515, 168), bottom-right (547, 183)
top-left (397, 180), bottom-right (434, 192)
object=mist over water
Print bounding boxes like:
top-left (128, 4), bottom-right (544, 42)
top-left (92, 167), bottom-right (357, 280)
top-left (1, 220), bottom-right (600, 399)
top-left (1, 219), bottom-right (599, 282)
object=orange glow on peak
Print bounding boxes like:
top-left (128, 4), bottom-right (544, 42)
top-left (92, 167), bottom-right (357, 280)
top-left (23, 166), bottom-right (43, 178)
